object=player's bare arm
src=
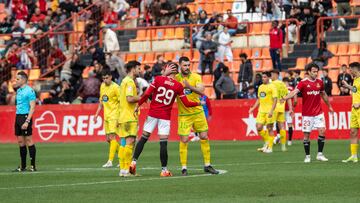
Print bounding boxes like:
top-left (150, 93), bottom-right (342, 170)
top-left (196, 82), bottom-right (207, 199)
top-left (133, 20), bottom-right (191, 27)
top-left (249, 99), bottom-right (259, 114)
top-left (268, 97), bottom-right (277, 118)
top-left (287, 98), bottom-right (294, 117)
top-left (183, 80), bottom-right (204, 95)
top-left (22, 100), bottom-right (35, 130)
top-left (94, 102), bottom-right (103, 122)
top-left (281, 89), bottom-right (300, 103)
top-left (320, 91), bottom-right (334, 113)
top-left (127, 95), bottom-right (140, 103)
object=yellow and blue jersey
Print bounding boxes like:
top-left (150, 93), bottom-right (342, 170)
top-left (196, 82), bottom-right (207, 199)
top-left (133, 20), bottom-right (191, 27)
top-left (258, 83), bottom-right (278, 113)
top-left (119, 76), bottom-right (138, 123)
top-left (100, 82), bottom-right (120, 121)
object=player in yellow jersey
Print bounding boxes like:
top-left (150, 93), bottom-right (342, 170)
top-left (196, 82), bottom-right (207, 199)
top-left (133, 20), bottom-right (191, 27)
top-left (249, 71), bottom-right (278, 153)
top-left (271, 70), bottom-right (293, 152)
top-left (341, 62), bottom-right (360, 163)
top-left (119, 61), bottom-right (141, 177)
top-left (94, 69), bottom-right (121, 168)
top-left (175, 56), bottom-right (219, 176)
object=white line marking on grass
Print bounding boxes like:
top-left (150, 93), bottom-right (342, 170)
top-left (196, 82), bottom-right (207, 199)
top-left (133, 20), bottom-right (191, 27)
top-left (0, 170), bottom-right (227, 190)
top-left (0, 161), bottom-right (304, 176)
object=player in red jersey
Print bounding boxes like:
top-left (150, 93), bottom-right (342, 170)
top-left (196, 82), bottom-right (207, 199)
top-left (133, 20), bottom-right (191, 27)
top-left (130, 63), bottom-right (200, 176)
top-left (282, 63), bottom-right (334, 163)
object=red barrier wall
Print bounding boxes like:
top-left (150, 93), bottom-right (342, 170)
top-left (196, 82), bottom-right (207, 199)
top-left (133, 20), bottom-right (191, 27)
top-left (0, 96), bottom-right (352, 143)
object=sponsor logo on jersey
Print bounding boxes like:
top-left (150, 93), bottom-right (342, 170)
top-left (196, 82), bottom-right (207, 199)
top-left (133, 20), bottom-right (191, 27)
top-left (316, 83), bottom-right (320, 88)
top-left (184, 88), bottom-right (192, 95)
top-left (353, 87), bottom-right (357, 93)
top-left (259, 92), bottom-right (266, 98)
top-left (307, 90), bottom-right (320, 95)
top-left (102, 95), bottom-right (109, 102)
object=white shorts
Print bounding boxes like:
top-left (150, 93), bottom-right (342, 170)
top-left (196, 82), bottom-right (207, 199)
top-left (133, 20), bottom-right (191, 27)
top-left (143, 116), bottom-right (170, 136)
top-left (302, 113), bottom-right (326, 133)
top-left (285, 111), bottom-right (293, 124)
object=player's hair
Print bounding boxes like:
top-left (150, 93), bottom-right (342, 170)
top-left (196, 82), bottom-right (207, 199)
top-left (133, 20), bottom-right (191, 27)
top-left (262, 71), bottom-right (271, 77)
top-left (17, 71), bottom-right (28, 81)
top-left (179, 56), bottom-right (190, 64)
top-left (166, 62), bottom-right (179, 74)
top-left (282, 77), bottom-right (290, 82)
top-left (101, 69), bottom-right (112, 76)
top-left (144, 65), bottom-right (151, 70)
top-left (271, 69), bottom-right (280, 75)
top-left (125, 60), bottom-right (141, 73)
top-left (349, 62), bottom-right (360, 71)
top-left (239, 53), bottom-right (247, 59)
top-left (323, 69), bottom-right (328, 73)
top-left (305, 63), bottom-right (319, 72)
top-left (294, 70), bottom-right (300, 75)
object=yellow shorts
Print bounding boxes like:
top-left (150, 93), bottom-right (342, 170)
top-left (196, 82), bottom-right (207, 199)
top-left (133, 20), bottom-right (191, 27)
top-left (274, 111), bottom-right (285, 123)
top-left (256, 112), bottom-right (275, 125)
top-left (350, 108), bottom-right (360, 128)
top-left (119, 122), bottom-right (138, 138)
top-left (104, 120), bottom-right (118, 135)
top-left (178, 112), bottom-right (208, 136)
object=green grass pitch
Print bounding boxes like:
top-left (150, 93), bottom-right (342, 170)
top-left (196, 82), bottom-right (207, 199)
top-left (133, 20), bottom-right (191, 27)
top-left (1, 140), bottom-right (360, 203)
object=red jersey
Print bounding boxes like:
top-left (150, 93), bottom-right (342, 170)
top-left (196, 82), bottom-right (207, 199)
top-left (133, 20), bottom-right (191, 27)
top-left (138, 76), bottom-right (199, 120)
top-left (269, 28), bottom-right (283, 49)
top-left (285, 86), bottom-right (293, 111)
top-left (296, 78), bottom-right (324, 116)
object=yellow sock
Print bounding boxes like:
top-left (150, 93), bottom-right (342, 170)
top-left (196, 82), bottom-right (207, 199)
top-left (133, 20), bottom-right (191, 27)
top-left (118, 146), bottom-right (125, 170)
top-left (268, 135), bottom-right (274, 149)
top-left (351, 144), bottom-right (358, 157)
top-left (259, 130), bottom-right (269, 144)
top-left (280, 129), bottom-right (286, 145)
top-left (200, 139), bottom-right (211, 166)
top-left (109, 140), bottom-right (119, 162)
top-left (179, 142), bottom-right (188, 168)
top-left (124, 144), bottom-right (134, 171)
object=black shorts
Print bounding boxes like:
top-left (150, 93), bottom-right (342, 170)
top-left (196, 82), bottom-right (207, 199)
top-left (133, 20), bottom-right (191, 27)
top-left (15, 114), bottom-right (32, 136)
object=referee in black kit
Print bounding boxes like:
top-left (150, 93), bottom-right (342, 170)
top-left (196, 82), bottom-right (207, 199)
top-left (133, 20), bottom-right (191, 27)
top-left (13, 71), bottom-right (37, 172)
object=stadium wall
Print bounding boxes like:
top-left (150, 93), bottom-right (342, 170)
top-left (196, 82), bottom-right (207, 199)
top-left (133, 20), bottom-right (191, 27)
top-left (0, 96), bottom-right (352, 143)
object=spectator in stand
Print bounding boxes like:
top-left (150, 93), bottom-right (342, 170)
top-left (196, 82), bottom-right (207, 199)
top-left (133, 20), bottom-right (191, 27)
top-left (103, 26), bottom-right (120, 53)
top-left (43, 76), bottom-right (62, 104)
top-left (6, 43), bottom-right (20, 67)
top-left (335, 0), bottom-right (351, 17)
top-left (247, 0), bottom-right (256, 13)
top-left (225, 10), bottom-right (238, 36)
top-left (106, 52), bottom-right (126, 83)
top-left (77, 71), bottom-right (101, 103)
top-left (58, 79), bottom-right (76, 104)
top-left (175, 1), bottom-right (190, 25)
top-left (245, 85), bottom-right (257, 99)
top-left (136, 76), bottom-right (150, 96)
top-left (18, 42), bottom-right (33, 70)
top-left (269, 20), bottom-right (283, 72)
top-left (110, 0), bottom-right (130, 21)
top-left (0, 60), bottom-right (11, 84)
top-left (103, 7), bottom-right (118, 28)
top-left (49, 45), bottom-right (66, 68)
top-left (299, 7), bottom-right (316, 43)
top-left (184, 12), bottom-right (198, 43)
top-left (337, 64), bottom-right (353, 96)
top-left (60, 0), bottom-right (77, 18)
top-left (311, 41), bottom-right (334, 69)
top-left (260, 0), bottom-right (282, 20)
top-left (159, 0), bottom-right (175, 25)
top-left (143, 65), bottom-right (152, 83)
top-left (253, 73), bottom-right (263, 94)
top-left (322, 69), bottom-right (333, 96)
top-left (93, 61), bottom-right (104, 82)
top-left (89, 46), bottom-right (106, 66)
top-left (213, 62), bottom-right (225, 100)
top-left (30, 8), bottom-right (46, 24)
top-left (38, 48), bottom-right (49, 73)
top-left (61, 55), bottom-right (74, 82)
top-left (288, 6), bottom-right (301, 43)
top-left (282, 0), bottom-right (292, 18)
top-left (197, 10), bottom-right (209, 25)
top-left (200, 32), bottom-right (217, 75)
top-left (152, 55), bottom-right (165, 77)
top-left (215, 66), bottom-right (237, 99)
top-left (0, 16), bottom-right (14, 34)
top-left (292, 70), bottom-right (302, 88)
top-left (238, 53), bottom-right (253, 92)
top-left (23, 22), bottom-right (38, 43)
top-left (13, 1), bottom-right (28, 29)
top-left (217, 27), bottom-right (233, 63)
top-left (85, 19), bottom-right (100, 42)
top-left (11, 21), bottom-right (25, 43)
top-left (69, 53), bottom-right (86, 86)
